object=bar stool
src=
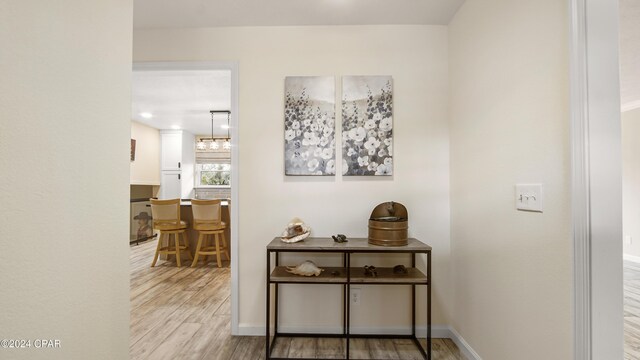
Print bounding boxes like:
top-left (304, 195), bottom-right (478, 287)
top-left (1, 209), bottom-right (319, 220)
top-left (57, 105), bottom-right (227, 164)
top-left (191, 199), bottom-right (229, 267)
top-left (149, 198), bottom-right (193, 267)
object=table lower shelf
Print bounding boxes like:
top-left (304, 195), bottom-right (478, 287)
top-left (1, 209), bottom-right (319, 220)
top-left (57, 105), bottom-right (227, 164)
top-left (268, 333), bottom-right (431, 360)
top-left (269, 266), bottom-right (428, 285)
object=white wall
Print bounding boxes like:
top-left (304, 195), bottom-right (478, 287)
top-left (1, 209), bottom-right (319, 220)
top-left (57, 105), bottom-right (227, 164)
top-left (449, 1), bottom-right (572, 359)
top-left (131, 121), bottom-right (160, 185)
top-left (623, 108), bottom-right (640, 257)
top-left (0, 1), bottom-right (132, 359)
top-left (134, 25), bottom-right (451, 331)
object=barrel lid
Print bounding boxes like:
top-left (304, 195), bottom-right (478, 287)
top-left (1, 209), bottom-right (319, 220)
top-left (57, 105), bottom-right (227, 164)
top-left (369, 201), bottom-right (408, 221)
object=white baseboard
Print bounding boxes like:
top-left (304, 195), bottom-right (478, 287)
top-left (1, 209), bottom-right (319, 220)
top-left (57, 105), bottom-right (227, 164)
top-left (237, 324), bottom-right (264, 336)
top-left (624, 253), bottom-right (640, 263)
top-left (238, 324), bottom-right (481, 360)
top-left (448, 327), bottom-right (482, 360)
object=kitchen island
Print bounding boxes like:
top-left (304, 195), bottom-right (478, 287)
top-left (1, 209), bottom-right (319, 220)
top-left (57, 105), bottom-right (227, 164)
top-left (157, 200), bottom-right (231, 264)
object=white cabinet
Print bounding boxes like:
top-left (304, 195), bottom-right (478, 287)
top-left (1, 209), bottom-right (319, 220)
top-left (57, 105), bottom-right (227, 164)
top-left (161, 132), bottom-right (182, 171)
top-left (159, 130), bottom-right (195, 199)
top-left (160, 171), bottom-right (181, 199)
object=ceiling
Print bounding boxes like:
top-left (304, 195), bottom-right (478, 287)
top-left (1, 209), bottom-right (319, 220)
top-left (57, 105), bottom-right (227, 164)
top-left (131, 70), bottom-right (231, 136)
top-left (132, 2), bottom-right (640, 113)
top-left (133, 0), bottom-right (466, 28)
top-left (620, 0), bottom-right (640, 111)
top-left (131, 1), bottom-right (466, 133)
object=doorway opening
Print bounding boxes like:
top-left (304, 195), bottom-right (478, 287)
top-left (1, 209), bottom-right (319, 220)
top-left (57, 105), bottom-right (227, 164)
top-left (128, 62), bottom-right (240, 358)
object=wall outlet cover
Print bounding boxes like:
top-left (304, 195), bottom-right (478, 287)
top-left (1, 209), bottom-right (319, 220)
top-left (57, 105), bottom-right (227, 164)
top-left (351, 288), bottom-right (361, 306)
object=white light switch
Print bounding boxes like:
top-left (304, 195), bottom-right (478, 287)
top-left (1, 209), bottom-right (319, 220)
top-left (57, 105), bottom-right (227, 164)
top-left (515, 184), bottom-right (543, 212)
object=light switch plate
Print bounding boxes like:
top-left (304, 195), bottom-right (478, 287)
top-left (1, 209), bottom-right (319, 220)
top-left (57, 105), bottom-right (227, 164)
top-left (515, 184), bottom-right (543, 212)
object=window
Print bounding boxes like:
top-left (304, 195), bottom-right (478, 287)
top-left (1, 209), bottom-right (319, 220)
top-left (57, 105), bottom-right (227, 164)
top-left (196, 163), bottom-right (231, 187)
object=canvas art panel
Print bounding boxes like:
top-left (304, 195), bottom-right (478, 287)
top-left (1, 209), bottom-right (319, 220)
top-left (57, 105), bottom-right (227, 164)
top-left (342, 76), bottom-right (393, 176)
top-left (130, 139), bottom-right (136, 161)
top-left (284, 76), bottom-right (336, 176)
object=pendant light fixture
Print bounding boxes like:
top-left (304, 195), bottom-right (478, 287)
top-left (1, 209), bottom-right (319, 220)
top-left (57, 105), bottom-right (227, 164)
top-left (198, 110), bottom-right (231, 151)
top-left (222, 111), bottom-right (231, 150)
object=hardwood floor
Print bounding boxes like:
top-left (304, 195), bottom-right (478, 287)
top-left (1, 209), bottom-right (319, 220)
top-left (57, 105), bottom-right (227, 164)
top-left (625, 260), bottom-right (640, 360)
top-left (130, 240), bottom-right (460, 359)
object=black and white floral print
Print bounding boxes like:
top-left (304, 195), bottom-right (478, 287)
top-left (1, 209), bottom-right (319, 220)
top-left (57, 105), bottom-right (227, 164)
top-left (342, 76), bottom-right (393, 176)
top-left (284, 77), bottom-right (336, 175)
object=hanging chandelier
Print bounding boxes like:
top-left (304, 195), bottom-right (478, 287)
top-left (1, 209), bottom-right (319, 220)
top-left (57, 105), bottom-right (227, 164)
top-left (196, 110), bottom-right (231, 151)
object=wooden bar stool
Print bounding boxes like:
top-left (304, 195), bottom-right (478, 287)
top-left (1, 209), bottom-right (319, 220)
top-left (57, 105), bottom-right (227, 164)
top-left (149, 198), bottom-right (193, 267)
top-left (191, 199), bottom-right (229, 267)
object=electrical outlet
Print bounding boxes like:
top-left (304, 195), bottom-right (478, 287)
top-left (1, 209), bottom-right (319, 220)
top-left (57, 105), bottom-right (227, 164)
top-left (625, 235), bottom-right (632, 245)
top-left (351, 288), bottom-right (361, 306)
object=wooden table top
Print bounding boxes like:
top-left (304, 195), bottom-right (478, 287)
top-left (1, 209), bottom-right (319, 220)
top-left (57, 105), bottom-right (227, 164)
top-left (180, 200), bottom-right (229, 207)
top-left (266, 237), bottom-right (431, 252)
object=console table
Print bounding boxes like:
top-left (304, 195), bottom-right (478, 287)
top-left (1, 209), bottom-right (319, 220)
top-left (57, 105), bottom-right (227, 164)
top-left (266, 237), bottom-right (431, 359)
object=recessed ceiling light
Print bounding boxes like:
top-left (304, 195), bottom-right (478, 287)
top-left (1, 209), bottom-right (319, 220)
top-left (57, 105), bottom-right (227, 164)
top-left (221, 124), bottom-right (230, 129)
top-left (170, 125), bottom-right (181, 130)
top-left (140, 112), bottom-right (153, 119)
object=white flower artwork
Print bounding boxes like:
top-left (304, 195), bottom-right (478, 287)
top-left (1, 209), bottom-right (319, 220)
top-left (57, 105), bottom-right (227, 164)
top-left (342, 76), bottom-right (393, 176)
top-left (284, 76), bottom-right (336, 175)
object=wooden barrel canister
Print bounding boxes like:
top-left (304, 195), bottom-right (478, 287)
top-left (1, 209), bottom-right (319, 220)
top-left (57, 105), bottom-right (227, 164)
top-left (368, 201), bottom-right (408, 246)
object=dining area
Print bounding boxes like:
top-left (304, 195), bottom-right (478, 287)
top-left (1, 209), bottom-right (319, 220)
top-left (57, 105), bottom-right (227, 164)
top-left (129, 197), bottom-right (236, 360)
top-left (148, 198), bottom-right (231, 268)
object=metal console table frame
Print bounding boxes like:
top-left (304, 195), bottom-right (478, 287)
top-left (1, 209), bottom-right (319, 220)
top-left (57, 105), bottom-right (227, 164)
top-left (266, 237), bottom-right (431, 360)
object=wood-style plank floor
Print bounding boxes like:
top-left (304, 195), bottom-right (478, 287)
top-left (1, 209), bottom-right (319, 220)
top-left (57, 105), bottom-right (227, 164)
top-left (130, 240), bottom-right (460, 359)
top-left (625, 260), bottom-right (640, 360)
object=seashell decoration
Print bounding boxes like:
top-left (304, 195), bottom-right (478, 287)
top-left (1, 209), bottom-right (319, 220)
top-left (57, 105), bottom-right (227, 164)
top-left (286, 260), bottom-right (324, 277)
top-left (280, 217), bottom-right (311, 243)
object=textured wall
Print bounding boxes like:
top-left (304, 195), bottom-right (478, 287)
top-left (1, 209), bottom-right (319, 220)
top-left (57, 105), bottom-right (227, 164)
top-left (449, 0), bottom-right (572, 358)
top-left (0, 1), bottom-right (132, 358)
top-left (131, 121), bottom-right (160, 185)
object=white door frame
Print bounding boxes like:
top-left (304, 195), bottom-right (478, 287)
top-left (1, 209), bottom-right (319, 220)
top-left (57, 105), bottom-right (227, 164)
top-left (570, 0), bottom-right (623, 358)
top-left (132, 61), bottom-right (241, 335)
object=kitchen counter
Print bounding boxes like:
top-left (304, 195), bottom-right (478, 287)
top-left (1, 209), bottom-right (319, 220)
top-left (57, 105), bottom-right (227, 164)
top-left (180, 200), bottom-right (229, 207)
top-left (174, 200), bottom-right (231, 263)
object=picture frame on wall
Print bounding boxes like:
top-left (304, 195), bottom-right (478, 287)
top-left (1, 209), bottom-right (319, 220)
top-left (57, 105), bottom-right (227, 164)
top-left (342, 76), bottom-right (393, 176)
top-left (131, 139), bottom-right (136, 161)
top-left (284, 76), bottom-right (336, 176)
